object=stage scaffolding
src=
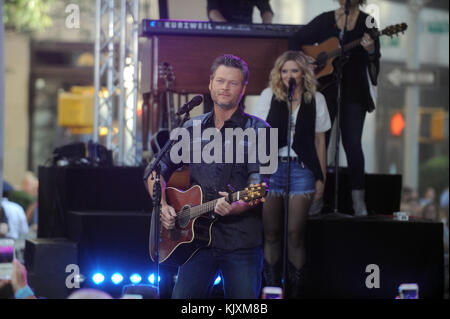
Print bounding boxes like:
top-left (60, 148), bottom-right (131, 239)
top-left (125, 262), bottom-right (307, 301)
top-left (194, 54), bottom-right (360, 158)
top-left (93, 0), bottom-right (140, 166)
top-left (0, 0), bottom-right (5, 198)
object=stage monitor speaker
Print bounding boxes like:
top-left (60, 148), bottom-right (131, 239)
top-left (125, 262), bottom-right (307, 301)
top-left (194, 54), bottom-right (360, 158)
top-left (24, 238), bottom-right (78, 299)
top-left (304, 218), bottom-right (444, 299)
top-left (38, 166), bottom-right (153, 238)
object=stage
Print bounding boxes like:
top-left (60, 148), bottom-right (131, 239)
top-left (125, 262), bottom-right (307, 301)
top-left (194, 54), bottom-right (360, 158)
top-left (21, 166), bottom-right (445, 299)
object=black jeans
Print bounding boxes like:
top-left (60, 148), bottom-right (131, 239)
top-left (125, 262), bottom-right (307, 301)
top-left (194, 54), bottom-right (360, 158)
top-left (325, 97), bottom-right (367, 190)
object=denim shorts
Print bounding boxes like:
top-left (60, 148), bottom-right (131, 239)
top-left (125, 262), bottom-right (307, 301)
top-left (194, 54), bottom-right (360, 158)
top-left (269, 160), bottom-right (316, 196)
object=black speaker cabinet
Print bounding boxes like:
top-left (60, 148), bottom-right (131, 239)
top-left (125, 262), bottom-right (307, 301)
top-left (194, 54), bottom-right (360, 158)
top-left (24, 238), bottom-right (78, 299)
top-left (304, 217), bottom-right (444, 299)
top-left (322, 170), bottom-right (402, 215)
top-left (38, 166), bottom-right (153, 238)
top-left (65, 210), bottom-right (177, 299)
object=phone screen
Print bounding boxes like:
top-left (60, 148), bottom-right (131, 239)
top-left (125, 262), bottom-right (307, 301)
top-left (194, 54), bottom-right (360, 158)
top-left (398, 283), bottom-right (419, 299)
top-left (261, 287), bottom-right (283, 299)
top-left (264, 292), bottom-right (282, 299)
top-left (121, 294), bottom-right (144, 299)
top-left (0, 240), bottom-right (14, 280)
top-left (400, 289), bottom-right (418, 299)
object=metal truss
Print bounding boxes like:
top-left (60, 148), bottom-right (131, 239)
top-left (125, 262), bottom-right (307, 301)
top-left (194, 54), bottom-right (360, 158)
top-left (94, 0), bottom-right (139, 166)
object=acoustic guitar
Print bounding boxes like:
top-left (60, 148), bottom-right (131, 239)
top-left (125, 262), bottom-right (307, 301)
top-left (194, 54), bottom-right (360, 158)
top-left (149, 183), bottom-right (268, 266)
top-left (301, 23), bottom-right (408, 89)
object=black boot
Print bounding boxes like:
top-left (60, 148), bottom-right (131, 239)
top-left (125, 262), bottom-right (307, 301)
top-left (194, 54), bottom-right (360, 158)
top-left (287, 262), bottom-right (307, 299)
top-left (262, 259), bottom-right (282, 287)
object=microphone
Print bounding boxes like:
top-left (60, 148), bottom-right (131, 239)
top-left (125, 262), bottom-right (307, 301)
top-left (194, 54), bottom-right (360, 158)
top-left (176, 95), bottom-right (203, 116)
top-left (288, 78), bottom-right (296, 102)
top-left (345, 0), bottom-right (351, 14)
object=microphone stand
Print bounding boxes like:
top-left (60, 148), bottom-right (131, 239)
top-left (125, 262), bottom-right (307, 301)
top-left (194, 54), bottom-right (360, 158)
top-left (282, 84), bottom-right (294, 296)
top-left (325, 1), bottom-right (352, 219)
top-left (143, 110), bottom-right (191, 297)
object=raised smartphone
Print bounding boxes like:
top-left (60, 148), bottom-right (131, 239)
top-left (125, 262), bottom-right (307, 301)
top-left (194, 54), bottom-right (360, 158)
top-left (261, 286), bottom-right (283, 299)
top-left (398, 283), bottom-right (419, 299)
top-left (0, 239), bottom-right (15, 280)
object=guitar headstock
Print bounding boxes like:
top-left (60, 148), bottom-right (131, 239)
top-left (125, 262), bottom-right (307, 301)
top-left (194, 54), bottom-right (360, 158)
top-left (382, 23), bottom-right (408, 38)
top-left (158, 62), bottom-right (175, 86)
top-left (240, 183), bottom-right (268, 206)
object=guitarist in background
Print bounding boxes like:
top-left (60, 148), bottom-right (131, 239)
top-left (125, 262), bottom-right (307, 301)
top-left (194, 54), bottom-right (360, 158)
top-left (207, 0), bottom-right (274, 24)
top-left (289, 0), bottom-right (381, 216)
top-left (147, 54), bottom-right (270, 298)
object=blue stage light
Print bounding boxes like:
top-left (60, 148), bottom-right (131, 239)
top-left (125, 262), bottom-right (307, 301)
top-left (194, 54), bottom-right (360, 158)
top-left (150, 21), bottom-right (156, 27)
top-left (130, 273), bottom-right (142, 284)
top-left (214, 276), bottom-right (221, 285)
top-left (111, 273), bottom-right (124, 285)
top-left (92, 273), bottom-right (105, 285)
top-left (148, 274), bottom-right (161, 284)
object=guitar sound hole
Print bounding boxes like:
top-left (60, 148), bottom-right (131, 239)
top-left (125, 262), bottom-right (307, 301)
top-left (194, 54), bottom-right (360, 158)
top-left (177, 205), bottom-right (190, 229)
top-left (316, 52), bottom-right (328, 71)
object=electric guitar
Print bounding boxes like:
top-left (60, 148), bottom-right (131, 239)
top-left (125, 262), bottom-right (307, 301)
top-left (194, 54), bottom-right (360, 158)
top-left (149, 183), bottom-right (268, 266)
top-left (301, 23), bottom-right (408, 89)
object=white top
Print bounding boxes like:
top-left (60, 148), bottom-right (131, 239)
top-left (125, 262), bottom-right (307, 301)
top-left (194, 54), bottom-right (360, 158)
top-left (1, 198), bottom-right (29, 240)
top-left (253, 87), bottom-right (331, 157)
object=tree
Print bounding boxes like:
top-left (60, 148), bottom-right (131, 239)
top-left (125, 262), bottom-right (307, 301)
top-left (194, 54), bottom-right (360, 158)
top-left (419, 155), bottom-right (449, 196)
top-left (3, 0), bottom-right (55, 32)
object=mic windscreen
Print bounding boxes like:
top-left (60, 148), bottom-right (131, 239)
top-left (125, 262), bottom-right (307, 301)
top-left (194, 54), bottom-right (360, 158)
top-left (288, 78), bottom-right (296, 88)
top-left (190, 95), bottom-right (203, 106)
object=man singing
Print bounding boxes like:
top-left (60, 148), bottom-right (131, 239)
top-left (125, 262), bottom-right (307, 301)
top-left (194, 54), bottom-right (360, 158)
top-left (147, 54), bottom-right (270, 298)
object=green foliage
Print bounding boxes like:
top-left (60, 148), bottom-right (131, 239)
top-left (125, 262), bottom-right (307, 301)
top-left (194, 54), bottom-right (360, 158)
top-left (3, 0), bottom-right (55, 32)
top-left (419, 155), bottom-right (449, 196)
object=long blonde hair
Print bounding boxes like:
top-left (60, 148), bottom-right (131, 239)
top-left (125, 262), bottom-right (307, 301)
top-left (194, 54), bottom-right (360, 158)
top-left (269, 50), bottom-right (317, 103)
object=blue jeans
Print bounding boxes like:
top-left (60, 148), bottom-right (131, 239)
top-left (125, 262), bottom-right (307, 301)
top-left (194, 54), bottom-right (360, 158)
top-left (171, 246), bottom-right (263, 299)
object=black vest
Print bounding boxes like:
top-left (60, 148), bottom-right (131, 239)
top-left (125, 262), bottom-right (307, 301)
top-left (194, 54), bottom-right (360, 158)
top-left (266, 94), bottom-right (324, 181)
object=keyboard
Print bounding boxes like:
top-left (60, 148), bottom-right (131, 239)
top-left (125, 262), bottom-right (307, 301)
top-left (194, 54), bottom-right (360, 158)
top-left (141, 19), bottom-right (303, 38)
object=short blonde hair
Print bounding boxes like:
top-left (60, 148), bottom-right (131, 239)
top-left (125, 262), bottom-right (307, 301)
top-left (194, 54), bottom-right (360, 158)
top-left (21, 171), bottom-right (38, 197)
top-left (269, 51), bottom-right (317, 103)
top-left (210, 54), bottom-right (249, 85)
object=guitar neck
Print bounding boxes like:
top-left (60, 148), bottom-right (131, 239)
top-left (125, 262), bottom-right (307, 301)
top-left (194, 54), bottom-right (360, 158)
top-left (167, 89), bottom-right (176, 131)
top-left (189, 192), bottom-right (239, 219)
top-left (328, 32), bottom-right (380, 59)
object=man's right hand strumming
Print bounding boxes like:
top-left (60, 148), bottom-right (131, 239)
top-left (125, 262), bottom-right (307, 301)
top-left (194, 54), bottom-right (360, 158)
top-left (161, 204), bottom-right (177, 230)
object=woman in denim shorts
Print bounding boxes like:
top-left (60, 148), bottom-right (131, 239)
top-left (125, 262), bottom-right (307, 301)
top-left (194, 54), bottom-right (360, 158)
top-left (253, 51), bottom-right (331, 297)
